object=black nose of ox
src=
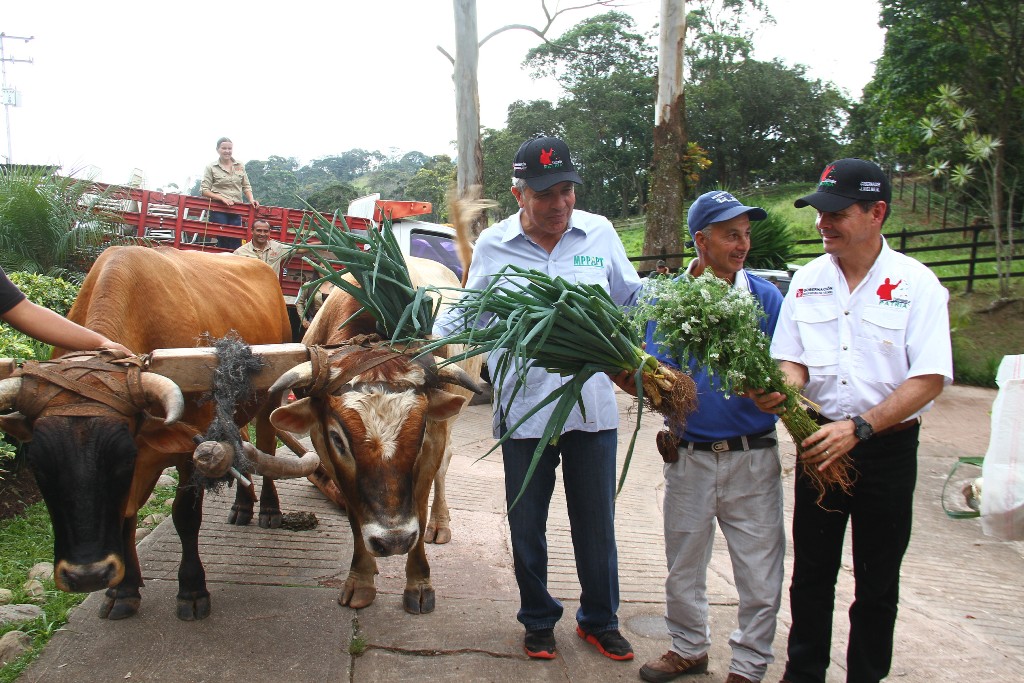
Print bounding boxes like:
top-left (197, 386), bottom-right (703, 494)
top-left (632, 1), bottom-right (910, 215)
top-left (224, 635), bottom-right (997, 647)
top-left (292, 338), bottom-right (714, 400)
top-left (365, 524), bottom-right (420, 557)
top-left (55, 556), bottom-right (124, 593)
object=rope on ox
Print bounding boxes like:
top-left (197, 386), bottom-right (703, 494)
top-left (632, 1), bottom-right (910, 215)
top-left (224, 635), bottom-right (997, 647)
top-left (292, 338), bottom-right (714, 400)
top-left (304, 334), bottom-right (413, 396)
top-left (191, 332), bottom-right (264, 492)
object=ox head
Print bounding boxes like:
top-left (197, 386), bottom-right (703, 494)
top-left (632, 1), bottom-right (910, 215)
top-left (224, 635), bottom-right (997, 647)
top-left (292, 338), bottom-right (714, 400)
top-left (0, 356), bottom-right (192, 593)
top-left (269, 343), bottom-right (480, 557)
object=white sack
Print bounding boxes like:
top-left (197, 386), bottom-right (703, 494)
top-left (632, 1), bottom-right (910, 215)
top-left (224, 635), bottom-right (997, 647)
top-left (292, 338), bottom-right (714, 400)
top-left (981, 354), bottom-right (1024, 540)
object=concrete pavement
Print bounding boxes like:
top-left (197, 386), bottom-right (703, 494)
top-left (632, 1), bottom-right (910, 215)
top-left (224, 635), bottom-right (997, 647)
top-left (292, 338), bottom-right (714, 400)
top-left (22, 384), bottom-right (1024, 682)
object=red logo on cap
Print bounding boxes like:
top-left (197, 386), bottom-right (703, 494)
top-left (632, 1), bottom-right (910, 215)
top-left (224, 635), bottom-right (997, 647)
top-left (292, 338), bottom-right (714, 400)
top-left (820, 164), bottom-right (836, 182)
top-left (539, 148), bottom-right (554, 165)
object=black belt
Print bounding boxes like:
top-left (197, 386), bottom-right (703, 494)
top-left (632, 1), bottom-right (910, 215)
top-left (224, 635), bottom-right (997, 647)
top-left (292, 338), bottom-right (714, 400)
top-left (687, 430), bottom-right (776, 453)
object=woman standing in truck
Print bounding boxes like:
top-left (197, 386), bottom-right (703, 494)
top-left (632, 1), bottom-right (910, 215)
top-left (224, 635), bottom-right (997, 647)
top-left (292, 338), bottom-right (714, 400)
top-left (200, 137), bottom-right (259, 250)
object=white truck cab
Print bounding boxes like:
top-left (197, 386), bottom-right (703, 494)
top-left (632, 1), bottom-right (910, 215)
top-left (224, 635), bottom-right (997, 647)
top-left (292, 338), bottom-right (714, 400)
top-left (346, 194), bottom-right (463, 281)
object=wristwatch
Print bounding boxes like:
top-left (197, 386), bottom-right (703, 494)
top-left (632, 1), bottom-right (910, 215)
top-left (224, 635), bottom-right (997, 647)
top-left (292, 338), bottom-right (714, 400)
top-left (851, 415), bottom-right (874, 441)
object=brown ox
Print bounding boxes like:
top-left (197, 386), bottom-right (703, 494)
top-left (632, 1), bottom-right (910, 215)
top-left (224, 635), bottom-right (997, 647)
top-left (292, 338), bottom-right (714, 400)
top-left (270, 256), bottom-right (483, 614)
top-left (0, 246), bottom-right (300, 621)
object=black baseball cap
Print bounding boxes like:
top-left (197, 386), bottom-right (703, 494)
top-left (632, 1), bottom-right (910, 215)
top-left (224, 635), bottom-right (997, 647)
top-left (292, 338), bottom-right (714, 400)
top-left (795, 158), bottom-right (892, 212)
top-left (512, 136), bottom-right (583, 191)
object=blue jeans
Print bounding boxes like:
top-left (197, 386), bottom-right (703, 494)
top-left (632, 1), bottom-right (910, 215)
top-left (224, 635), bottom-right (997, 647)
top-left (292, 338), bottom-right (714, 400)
top-left (501, 428), bottom-right (621, 634)
top-left (208, 211), bottom-right (242, 250)
top-left (783, 425), bottom-right (919, 683)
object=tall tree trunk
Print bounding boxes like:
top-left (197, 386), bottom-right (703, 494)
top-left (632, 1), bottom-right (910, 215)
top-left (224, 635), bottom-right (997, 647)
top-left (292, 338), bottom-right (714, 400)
top-left (992, 148), bottom-right (1008, 297)
top-left (453, 0), bottom-right (486, 236)
top-left (645, 0), bottom-right (687, 270)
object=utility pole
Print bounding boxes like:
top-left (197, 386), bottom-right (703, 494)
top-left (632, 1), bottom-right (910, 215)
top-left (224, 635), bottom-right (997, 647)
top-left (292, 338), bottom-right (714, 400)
top-left (1, 33), bottom-right (34, 165)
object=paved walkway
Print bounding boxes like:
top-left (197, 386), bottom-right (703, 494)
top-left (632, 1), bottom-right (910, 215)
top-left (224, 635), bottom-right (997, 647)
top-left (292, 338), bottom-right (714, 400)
top-left (22, 385), bottom-right (1024, 682)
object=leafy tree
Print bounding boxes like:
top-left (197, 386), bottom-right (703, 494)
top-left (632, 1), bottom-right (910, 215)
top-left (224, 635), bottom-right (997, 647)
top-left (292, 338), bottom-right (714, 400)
top-left (404, 155), bottom-right (457, 222)
top-left (523, 11), bottom-right (657, 218)
top-left (685, 0), bottom-right (773, 81)
top-left (921, 84), bottom-right (1020, 295)
top-left (305, 182), bottom-right (360, 215)
top-left (849, 0), bottom-right (1023, 174)
top-left (688, 59), bottom-right (849, 188)
top-left (245, 156), bottom-right (301, 207)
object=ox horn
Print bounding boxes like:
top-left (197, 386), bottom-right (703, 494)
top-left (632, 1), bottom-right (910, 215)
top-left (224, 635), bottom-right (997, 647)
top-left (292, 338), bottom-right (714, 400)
top-left (433, 359), bottom-right (483, 395)
top-left (193, 439), bottom-right (320, 480)
top-left (0, 377), bottom-right (22, 412)
top-left (269, 361), bottom-right (313, 395)
top-left (140, 373), bottom-right (185, 425)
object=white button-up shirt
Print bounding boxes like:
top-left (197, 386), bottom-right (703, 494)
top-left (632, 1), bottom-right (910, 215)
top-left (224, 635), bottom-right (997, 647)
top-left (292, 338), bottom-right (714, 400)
top-left (771, 237), bottom-right (953, 421)
top-left (434, 208), bottom-right (642, 439)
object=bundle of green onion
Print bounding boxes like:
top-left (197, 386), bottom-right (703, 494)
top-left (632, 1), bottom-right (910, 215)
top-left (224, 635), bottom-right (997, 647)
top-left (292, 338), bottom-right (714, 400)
top-left (630, 271), bottom-right (852, 502)
top-left (291, 207), bottom-right (441, 342)
top-left (420, 264), bottom-right (696, 505)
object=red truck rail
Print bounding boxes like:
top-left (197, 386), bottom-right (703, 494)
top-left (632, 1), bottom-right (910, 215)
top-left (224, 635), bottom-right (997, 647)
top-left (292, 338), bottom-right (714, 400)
top-left (84, 182), bottom-right (430, 300)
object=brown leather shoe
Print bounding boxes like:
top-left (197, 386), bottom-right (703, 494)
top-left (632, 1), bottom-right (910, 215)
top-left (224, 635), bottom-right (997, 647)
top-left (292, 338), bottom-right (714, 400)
top-left (725, 674), bottom-right (758, 683)
top-left (639, 651), bottom-right (709, 682)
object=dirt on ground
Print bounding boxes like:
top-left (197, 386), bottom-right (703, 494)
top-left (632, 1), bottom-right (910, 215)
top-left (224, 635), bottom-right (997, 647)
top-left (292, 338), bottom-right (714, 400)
top-left (0, 459), bottom-right (40, 522)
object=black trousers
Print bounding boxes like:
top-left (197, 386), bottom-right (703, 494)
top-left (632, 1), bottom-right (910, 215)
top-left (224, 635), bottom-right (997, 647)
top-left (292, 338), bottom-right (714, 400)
top-left (783, 425), bottom-right (919, 683)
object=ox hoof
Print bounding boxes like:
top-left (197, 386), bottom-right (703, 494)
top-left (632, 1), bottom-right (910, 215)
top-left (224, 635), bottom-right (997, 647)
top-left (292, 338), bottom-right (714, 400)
top-left (98, 590), bottom-right (141, 620)
top-left (424, 524), bottom-right (451, 545)
top-left (258, 510), bottom-right (283, 529)
top-left (339, 584), bottom-right (376, 609)
top-left (227, 504), bottom-right (253, 526)
top-left (176, 592), bottom-right (211, 621)
top-left (403, 585), bottom-right (436, 614)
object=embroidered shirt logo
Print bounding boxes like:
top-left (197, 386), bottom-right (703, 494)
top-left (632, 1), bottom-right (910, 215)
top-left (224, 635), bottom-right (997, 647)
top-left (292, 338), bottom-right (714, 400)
top-left (574, 255), bottom-right (604, 268)
top-left (876, 277), bottom-right (910, 308)
top-left (795, 286), bottom-right (834, 298)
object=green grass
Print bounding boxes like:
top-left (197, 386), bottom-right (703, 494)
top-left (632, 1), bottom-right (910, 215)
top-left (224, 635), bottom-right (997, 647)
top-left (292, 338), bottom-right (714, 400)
top-left (0, 504), bottom-right (87, 682)
top-left (0, 472), bottom-right (178, 680)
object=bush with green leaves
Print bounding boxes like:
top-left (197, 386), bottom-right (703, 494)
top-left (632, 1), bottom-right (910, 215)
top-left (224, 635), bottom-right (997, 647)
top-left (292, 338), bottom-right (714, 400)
top-left (746, 209), bottom-right (795, 270)
top-left (0, 167), bottom-right (123, 283)
top-left (0, 273), bottom-right (80, 361)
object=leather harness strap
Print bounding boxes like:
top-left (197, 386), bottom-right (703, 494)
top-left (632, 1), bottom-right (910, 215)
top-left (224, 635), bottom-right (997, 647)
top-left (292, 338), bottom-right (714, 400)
top-left (14, 351), bottom-right (149, 421)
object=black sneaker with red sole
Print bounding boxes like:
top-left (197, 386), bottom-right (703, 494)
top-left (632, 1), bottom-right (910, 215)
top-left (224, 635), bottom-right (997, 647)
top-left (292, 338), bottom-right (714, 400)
top-left (576, 625), bottom-right (634, 661)
top-left (524, 628), bottom-right (556, 659)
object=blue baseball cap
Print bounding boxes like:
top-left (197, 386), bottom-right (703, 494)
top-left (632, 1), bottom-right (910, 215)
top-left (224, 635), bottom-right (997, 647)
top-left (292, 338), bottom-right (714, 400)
top-left (686, 191), bottom-right (767, 238)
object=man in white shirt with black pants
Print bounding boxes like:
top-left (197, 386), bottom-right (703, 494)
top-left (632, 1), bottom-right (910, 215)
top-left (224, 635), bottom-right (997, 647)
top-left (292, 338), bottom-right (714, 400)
top-left (753, 159), bottom-right (953, 683)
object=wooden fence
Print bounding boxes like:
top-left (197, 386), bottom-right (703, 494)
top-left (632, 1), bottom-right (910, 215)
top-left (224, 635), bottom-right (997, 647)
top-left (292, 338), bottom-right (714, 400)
top-left (631, 222), bottom-right (1023, 292)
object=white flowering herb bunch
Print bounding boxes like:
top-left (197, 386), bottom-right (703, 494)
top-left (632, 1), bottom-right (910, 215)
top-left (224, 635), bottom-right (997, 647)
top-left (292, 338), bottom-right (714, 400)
top-left (630, 270), bottom-right (852, 502)
top-left (631, 271), bottom-right (779, 397)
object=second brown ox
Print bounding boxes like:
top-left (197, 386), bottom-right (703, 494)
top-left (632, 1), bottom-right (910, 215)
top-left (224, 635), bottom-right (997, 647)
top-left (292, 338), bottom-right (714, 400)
top-left (270, 256), bottom-right (483, 614)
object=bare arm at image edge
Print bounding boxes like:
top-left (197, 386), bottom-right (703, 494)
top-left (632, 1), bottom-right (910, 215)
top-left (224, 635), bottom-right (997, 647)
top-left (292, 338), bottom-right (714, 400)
top-left (3, 299), bottom-right (132, 355)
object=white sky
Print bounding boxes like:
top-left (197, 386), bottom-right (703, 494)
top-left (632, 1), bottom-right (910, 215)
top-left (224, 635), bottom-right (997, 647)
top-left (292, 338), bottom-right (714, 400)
top-left (1, 0), bottom-right (884, 191)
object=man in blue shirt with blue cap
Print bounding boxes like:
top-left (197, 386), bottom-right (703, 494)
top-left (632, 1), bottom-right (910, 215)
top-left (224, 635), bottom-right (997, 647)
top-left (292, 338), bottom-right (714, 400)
top-left (640, 191), bottom-right (785, 683)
